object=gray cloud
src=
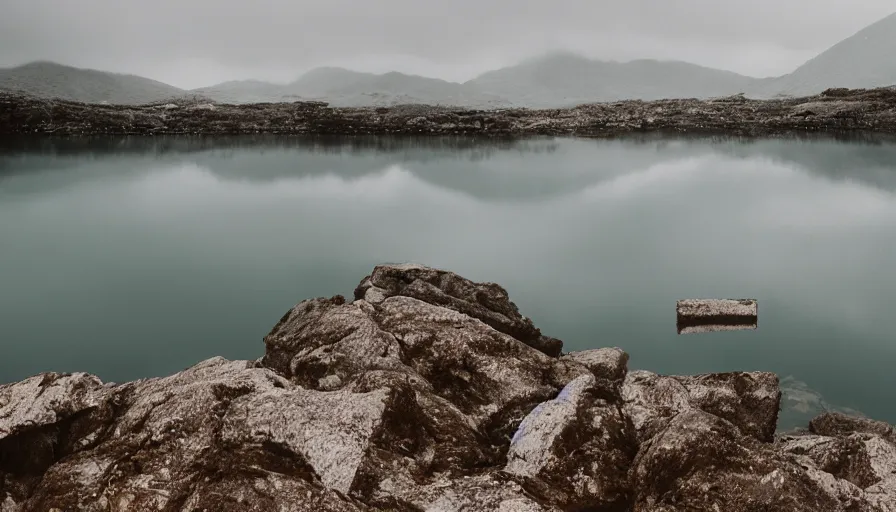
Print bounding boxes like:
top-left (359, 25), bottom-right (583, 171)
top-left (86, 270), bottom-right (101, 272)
top-left (0, 0), bottom-right (893, 88)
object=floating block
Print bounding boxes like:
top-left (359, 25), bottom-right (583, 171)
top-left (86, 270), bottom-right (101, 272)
top-left (676, 299), bottom-right (758, 334)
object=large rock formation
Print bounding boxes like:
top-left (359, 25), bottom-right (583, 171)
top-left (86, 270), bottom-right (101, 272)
top-left (1, 264), bottom-right (894, 511)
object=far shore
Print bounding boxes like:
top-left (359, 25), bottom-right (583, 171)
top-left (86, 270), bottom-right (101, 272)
top-left (2, 87), bottom-right (896, 138)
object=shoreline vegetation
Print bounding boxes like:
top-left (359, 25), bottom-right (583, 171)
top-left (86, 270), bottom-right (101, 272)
top-left (2, 86), bottom-right (896, 138)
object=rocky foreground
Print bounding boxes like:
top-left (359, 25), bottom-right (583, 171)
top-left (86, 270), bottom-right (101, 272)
top-left (1, 265), bottom-right (895, 512)
top-left (2, 87), bottom-right (896, 138)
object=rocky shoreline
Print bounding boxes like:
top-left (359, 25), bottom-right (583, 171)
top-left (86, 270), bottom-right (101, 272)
top-left (2, 87), bottom-right (896, 138)
top-left (1, 264), bottom-right (894, 512)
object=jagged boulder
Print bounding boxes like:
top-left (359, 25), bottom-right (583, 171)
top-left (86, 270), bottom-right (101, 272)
top-left (262, 283), bottom-right (576, 443)
top-left (0, 372), bottom-right (117, 508)
top-left (11, 358), bottom-right (369, 512)
top-left (504, 373), bottom-right (636, 509)
top-left (354, 263), bottom-right (563, 356)
top-left (621, 370), bottom-right (781, 444)
top-left (778, 413), bottom-right (896, 512)
top-left (0, 264), bottom-right (894, 512)
top-left (631, 409), bottom-right (880, 512)
top-left (810, 412), bottom-right (896, 444)
top-left (561, 347), bottom-right (629, 382)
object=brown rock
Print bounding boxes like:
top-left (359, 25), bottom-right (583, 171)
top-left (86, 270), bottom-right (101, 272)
top-left (810, 412), bottom-right (896, 444)
top-left (0, 372), bottom-right (115, 506)
top-left (1, 264), bottom-right (895, 512)
top-left (561, 347), bottom-right (629, 382)
top-left (674, 371), bottom-right (781, 442)
top-left (354, 263), bottom-right (564, 356)
top-left (621, 369), bottom-right (780, 444)
top-left (504, 374), bottom-right (636, 509)
top-left (778, 422), bottom-right (896, 509)
top-left (632, 409), bottom-right (878, 511)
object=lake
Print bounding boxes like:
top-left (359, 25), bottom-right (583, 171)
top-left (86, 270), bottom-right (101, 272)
top-left (1, 135), bottom-right (895, 430)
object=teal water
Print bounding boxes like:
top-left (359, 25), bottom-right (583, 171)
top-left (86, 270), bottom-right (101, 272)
top-left (1, 135), bottom-right (895, 429)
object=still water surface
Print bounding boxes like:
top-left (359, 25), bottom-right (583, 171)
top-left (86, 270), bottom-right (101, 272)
top-left (1, 135), bottom-right (894, 429)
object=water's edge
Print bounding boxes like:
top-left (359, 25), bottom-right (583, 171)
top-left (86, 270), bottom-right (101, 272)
top-left (2, 264), bottom-right (894, 511)
top-left (3, 86), bottom-right (896, 137)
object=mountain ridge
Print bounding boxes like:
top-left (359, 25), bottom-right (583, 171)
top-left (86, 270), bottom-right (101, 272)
top-left (0, 61), bottom-right (189, 104)
top-left (750, 11), bottom-right (896, 98)
top-left (1, 11), bottom-right (894, 107)
top-left (466, 51), bottom-right (764, 107)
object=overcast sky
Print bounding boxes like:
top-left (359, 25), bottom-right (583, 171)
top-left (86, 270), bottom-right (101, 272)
top-left (0, 0), bottom-right (893, 89)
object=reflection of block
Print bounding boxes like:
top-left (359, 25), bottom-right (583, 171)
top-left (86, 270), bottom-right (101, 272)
top-left (676, 299), bottom-right (758, 334)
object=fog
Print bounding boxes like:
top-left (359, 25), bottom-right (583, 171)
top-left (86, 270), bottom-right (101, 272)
top-left (0, 0), bottom-right (894, 90)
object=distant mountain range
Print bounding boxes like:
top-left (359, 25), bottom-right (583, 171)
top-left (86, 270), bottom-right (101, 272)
top-left (192, 67), bottom-right (511, 108)
top-left (2, 11), bottom-right (894, 107)
top-left (751, 12), bottom-right (896, 98)
top-left (0, 62), bottom-right (188, 105)
top-left (467, 53), bottom-right (769, 107)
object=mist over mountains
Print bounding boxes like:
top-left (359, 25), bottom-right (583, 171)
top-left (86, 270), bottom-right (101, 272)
top-left (0, 62), bottom-right (187, 105)
top-left (2, 11), bottom-right (894, 108)
top-left (750, 11), bottom-right (896, 98)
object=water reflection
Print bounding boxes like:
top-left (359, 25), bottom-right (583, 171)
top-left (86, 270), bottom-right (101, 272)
top-left (0, 135), bottom-right (894, 427)
top-left (5, 134), bottom-right (896, 198)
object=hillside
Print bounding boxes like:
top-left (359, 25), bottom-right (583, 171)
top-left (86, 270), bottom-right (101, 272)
top-left (196, 67), bottom-right (511, 108)
top-left (0, 61), bottom-right (189, 104)
top-left (191, 79), bottom-right (297, 104)
top-left (467, 52), bottom-right (762, 107)
top-left (751, 12), bottom-right (896, 98)
top-left (0, 57), bottom-right (766, 108)
top-left (199, 56), bottom-right (763, 108)
top-left (288, 67), bottom-right (506, 107)
top-left (4, 10), bottom-right (896, 107)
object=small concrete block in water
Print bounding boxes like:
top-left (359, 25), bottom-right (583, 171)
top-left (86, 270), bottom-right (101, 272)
top-left (676, 299), bottom-right (758, 334)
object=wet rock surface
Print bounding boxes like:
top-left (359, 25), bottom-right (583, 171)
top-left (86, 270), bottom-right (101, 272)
top-left (1, 264), bottom-right (894, 511)
top-left (2, 87), bottom-right (896, 137)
